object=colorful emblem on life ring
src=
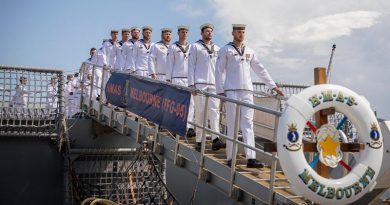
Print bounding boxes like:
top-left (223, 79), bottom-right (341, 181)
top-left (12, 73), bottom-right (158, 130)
top-left (316, 124), bottom-right (343, 168)
top-left (367, 123), bottom-right (382, 149)
top-left (284, 123), bottom-right (302, 151)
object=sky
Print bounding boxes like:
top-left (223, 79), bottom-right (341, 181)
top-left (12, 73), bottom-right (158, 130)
top-left (0, 0), bottom-right (389, 119)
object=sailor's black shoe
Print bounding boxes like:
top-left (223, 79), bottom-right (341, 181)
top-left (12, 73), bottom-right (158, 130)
top-left (247, 159), bottom-right (265, 168)
top-left (186, 128), bottom-right (196, 138)
top-left (195, 142), bottom-right (201, 152)
top-left (226, 160), bottom-right (231, 167)
top-left (212, 138), bottom-right (226, 150)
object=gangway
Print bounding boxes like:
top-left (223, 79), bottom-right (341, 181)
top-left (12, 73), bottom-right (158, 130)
top-left (77, 62), bottom-right (308, 205)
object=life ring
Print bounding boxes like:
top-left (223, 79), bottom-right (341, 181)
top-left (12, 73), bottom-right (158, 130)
top-left (277, 84), bottom-right (383, 205)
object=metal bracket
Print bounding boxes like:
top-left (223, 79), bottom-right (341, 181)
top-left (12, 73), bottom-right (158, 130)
top-left (175, 155), bottom-right (186, 167)
top-left (154, 143), bottom-right (165, 155)
top-left (231, 187), bottom-right (243, 201)
top-left (199, 168), bottom-right (212, 182)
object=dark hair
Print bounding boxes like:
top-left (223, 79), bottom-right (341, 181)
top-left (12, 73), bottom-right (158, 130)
top-left (90, 48), bottom-right (96, 52)
top-left (201, 27), bottom-right (213, 32)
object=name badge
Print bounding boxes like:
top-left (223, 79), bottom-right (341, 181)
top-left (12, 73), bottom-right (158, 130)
top-left (245, 54), bottom-right (251, 61)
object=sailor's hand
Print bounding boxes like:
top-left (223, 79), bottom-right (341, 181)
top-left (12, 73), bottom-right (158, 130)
top-left (189, 85), bottom-right (197, 96)
top-left (273, 87), bottom-right (284, 97)
top-left (151, 74), bottom-right (157, 80)
top-left (218, 93), bottom-right (226, 97)
top-left (166, 80), bottom-right (171, 83)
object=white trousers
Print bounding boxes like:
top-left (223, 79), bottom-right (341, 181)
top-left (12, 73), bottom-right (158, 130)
top-left (194, 85), bottom-right (220, 143)
top-left (171, 78), bottom-right (194, 129)
top-left (101, 69), bottom-right (111, 102)
top-left (93, 68), bottom-right (102, 100)
top-left (136, 70), bottom-right (149, 77)
top-left (65, 98), bottom-right (75, 118)
top-left (155, 74), bottom-right (166, 81)
top-left (225, 90), bottom-right (256, 160)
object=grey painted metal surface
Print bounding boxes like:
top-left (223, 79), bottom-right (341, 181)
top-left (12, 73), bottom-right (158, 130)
top-left (0, 137), bottom-right (64, 205)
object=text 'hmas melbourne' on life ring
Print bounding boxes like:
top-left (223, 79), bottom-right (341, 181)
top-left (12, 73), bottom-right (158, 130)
top-left (277, 84), bottom-right (383, 205)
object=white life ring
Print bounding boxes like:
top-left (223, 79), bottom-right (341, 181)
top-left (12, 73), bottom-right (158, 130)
top-left (277, 84), bottom-right (383, 205)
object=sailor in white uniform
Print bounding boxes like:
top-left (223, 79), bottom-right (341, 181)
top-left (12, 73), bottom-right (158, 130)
top-left (188, 23), bottom-right (225, 151)
top-left (83, 48), bottom-right (96, 76)
top-left (130, 26), bottom-right (140, 44)
top-left (101, 30), bottom-right (121, 102)
top-left (114, 28), bottom-right (131, 70)
top-left (65, 74), bottom-right (75, 118)
top-left (149, 28), bottom-right (171, 80)
top-left (122, 27), bottom-right (140, 73)
top-left (11, 76), bottom-right (31, 108)
top-left (102, 30), bottom-right (121, 70)
top-left (132, 26), bottom-right (154, 77)
top-left (166, 25), bottom-right (195, 137)
top-left (216, 24), bottom-right (284, 168)
top-left (90, 46), bottom-right (104, 100)
top-left (47, 75), bottom-right (58, 109)
top-left (72, 73), bottom-right (81, 113)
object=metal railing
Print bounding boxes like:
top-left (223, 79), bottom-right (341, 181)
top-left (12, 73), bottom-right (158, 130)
top-left (0, 65), bottom-right (66, 143)
top-left (78, 62), bottom-right (307, 204)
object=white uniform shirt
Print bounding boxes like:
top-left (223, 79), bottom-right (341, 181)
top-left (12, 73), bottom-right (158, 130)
top-left (148, 41), bottom-right (170, 76)
top-left (91, 47), bottom-right (106, 67)
top-left (102, 39), bottom-right (121, 69)
top-left (113, 40), bottom-right (126, 70)
top-left (132, 39), bottom-right (154, 73)
top-left (122, 40), bottom-right (136, 71)
top-left (83, 57), bottom-right (94, 76)
top-left (47, 83), bottom-right (57, 108)
top-left (216, 42), bottom-right (277, 94)
top-left (71, 77), bottom-right (81, 95)
top-left (64, 81), bottom-right (74, 99)
top-left (166, 42), bottom-right (191, 80)
top-left (188, 40), bottom-right (219, 87)
top-left (11, 84), bottom-right (30, 107)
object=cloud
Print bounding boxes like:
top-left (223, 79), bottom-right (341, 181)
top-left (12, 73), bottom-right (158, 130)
top-left (172, 2), bottom-right (204, 17)
top-left (288, 11), bottom-right (382, 43)
top-left (209, 0), bottom-right (390, 118)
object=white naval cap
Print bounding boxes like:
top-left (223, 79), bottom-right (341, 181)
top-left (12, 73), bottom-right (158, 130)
top-left (19, 76), bottom-right (27, 80)
top-left (142, 26), bottom-right (153, 32)
top-left (130, 26), bottom-right (141, 32)
top-left (200, 23), bottom-right (214, 31)
top-left (232, 24), bottom-right (247, 30)
top-left (161, 28), bottom-right (172, 33)
top-left (121, 28), bottom-right (131, 33)
top-left (51, 75), bottom-right (58, 79)
top-left (177, 25), bottom-right (189, 31)
top-left (111, 29), bottom-right (119, 33)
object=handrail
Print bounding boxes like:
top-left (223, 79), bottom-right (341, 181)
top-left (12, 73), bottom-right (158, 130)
top-left (0, 65), bottom-right (63, 73)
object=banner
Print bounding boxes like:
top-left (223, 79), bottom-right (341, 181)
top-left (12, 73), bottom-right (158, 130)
top-left (105, 72), bottom-right (190, 136)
